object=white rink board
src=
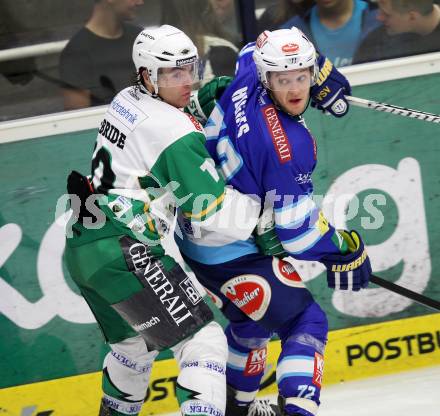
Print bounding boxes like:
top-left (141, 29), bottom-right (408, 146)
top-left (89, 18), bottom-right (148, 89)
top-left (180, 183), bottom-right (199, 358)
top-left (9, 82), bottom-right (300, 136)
top-left (163, 365), bottom-right (440, 416)
top-left (1, 52), bottom-right (440, 143)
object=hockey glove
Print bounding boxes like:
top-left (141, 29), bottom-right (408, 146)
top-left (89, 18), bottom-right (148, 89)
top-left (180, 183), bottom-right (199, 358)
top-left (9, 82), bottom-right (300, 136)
top-left (186, 76), bottom-right (232, 124)
top-left (254, 209), bottom-right (287, 258)
top-left (310, 55), bottom-right (351, 118)
top-left (321, 230), bottom-right (371, 291)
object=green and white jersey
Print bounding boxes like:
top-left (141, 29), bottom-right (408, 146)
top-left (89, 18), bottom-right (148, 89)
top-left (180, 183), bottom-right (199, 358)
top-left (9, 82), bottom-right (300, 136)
top-left (83, 85), bottom-right (259, 247)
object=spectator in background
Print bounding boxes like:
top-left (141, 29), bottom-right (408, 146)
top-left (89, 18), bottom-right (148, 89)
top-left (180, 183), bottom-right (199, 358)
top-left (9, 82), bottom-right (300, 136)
top-left (353, 0), bottom-right (440, 64)
top-left (161, 0), bottom-right (239, 83)
top-left (282, 0), bottom-right (379, 67)
top-left (0, 7), bottom-right (36, 86)
top-left (204, 0), bottom-right (242, 46)
top-left (257, 0), bottom-right (314, 33)
top-left (59, 0), bottom-right (144, 110)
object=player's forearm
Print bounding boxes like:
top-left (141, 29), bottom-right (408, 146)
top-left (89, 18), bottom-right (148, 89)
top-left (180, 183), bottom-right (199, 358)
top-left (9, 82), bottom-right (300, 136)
top-left (276, 210), bottom-right (346, 261)
top-left (188, 186), bottom-right (260, 241)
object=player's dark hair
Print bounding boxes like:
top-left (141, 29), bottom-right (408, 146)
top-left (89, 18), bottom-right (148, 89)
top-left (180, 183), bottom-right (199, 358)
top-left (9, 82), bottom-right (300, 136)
top-left (133, 68), bottom-right (146, 89)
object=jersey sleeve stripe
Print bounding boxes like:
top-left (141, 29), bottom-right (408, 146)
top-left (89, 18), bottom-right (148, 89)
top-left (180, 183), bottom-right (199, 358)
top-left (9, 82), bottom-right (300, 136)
top-left (275, 196), bottom-right (317, 227)
top-left (182, 192), bottom-right (225, 220)
top-left (276, 207), bottom-right (319, 230)
top-left (282, 226), bottom-right (324, 255)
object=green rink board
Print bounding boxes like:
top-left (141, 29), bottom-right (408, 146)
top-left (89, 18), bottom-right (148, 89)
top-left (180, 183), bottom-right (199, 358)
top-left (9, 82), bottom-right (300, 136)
top-left (0, 73), bottom-right (439, 389)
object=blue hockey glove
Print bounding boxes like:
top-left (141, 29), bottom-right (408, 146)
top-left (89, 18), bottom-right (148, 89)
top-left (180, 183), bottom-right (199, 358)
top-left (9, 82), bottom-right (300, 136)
top-left (310, 55), bottom-right (351, 117)
top-left (321, 230), bottom-right (371, 291)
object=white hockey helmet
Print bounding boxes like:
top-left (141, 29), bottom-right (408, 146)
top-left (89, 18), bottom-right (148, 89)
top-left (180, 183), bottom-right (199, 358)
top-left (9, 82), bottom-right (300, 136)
top-left (132, 25), bottom-right (202, 93)
top-left (253, 27), bottom-right (318, 90)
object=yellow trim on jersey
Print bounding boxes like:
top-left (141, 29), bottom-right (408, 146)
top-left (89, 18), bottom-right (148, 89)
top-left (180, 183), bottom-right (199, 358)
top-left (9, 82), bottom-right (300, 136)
top-left (143, 203), bottom-right (156, 233)
top-left (146, 214), bottom-right (156, 233)
top-left (316, 210), bottom-right (330, 235)
top-left (182, 192), bottom-right (225, 220)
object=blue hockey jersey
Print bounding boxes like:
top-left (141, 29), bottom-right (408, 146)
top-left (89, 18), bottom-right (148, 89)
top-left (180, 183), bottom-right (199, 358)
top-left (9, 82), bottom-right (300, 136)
top-left (176, 43), bottom-right (344, 265)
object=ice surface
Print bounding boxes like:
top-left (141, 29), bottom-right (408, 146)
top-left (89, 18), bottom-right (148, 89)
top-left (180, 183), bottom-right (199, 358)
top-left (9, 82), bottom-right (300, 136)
top-left (162, 365), bottom-right (440, 416)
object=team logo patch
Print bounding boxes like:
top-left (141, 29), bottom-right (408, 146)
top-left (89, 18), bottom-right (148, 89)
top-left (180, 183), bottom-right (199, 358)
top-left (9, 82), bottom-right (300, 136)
top-left (272, 258), bottom-right (305, 288)
top-left (313, 352), bottom-right (324, 388)
top-left (127, 214), bottom-right (146, 233)
top-left (186, 113), bottom-right (203, 132)
top-left (331, 98), bottom-right (348, 115)
top-left (282, 43), bottom-right (299, 53)
top-left (220, 275), bottom-right (271, 321)
top-left (128, 86), bottom-right (140, 101)
top-left (108, 195), bottom-right (132, 218)
top-left (205, 288), bottom-right (224, 309)
top-left (244, 347), bottom-right (267, 376)
top-left (180, 277), bottom-right (202, 305)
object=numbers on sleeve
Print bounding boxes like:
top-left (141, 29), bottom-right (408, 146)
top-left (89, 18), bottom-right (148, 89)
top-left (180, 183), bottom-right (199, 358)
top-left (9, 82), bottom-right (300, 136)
top-left (204, 102), bottom-right (243, 181)
top-left (204, 103), bottom-right (225, 140)
top-left (217, 135), bottom-right (243, 181)
top-left (200, 158), bottom-right (220, 182)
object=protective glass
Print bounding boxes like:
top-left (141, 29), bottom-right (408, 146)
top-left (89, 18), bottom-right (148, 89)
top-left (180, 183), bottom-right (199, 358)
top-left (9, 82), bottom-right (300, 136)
top-left (157, 62), bottom-right (203, 88)
top-left (266, 68), bottom-right (314, 91)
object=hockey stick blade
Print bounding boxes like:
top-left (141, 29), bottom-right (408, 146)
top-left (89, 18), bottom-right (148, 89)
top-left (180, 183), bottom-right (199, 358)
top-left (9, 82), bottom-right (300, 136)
top-left (370, 274), bottom-right (440, 311)
top-left (346, 95), bottom-right (440, 124)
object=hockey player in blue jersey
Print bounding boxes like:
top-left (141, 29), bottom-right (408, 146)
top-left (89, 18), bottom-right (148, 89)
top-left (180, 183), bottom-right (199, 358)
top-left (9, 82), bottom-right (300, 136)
top-left (176, 27), bottom-right (372, 416)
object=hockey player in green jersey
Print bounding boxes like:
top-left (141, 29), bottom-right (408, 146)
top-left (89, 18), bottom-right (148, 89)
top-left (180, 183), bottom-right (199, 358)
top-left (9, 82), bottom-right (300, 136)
top-left (64, 25), bottom-right (262, 416)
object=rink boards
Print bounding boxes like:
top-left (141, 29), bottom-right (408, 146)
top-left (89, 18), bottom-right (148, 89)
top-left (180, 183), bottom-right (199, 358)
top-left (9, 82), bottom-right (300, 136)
top-left (1, 313), bottom-right (439, 415)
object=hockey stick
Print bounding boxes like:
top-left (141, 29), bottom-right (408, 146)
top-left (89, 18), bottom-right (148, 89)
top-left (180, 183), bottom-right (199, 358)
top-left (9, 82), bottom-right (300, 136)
top-left (370, 274), bottom-right (440, 311)
top-left (346, 95), bottom-right (440, 124)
